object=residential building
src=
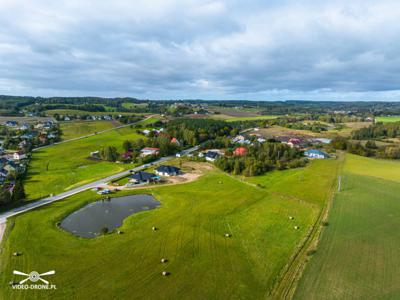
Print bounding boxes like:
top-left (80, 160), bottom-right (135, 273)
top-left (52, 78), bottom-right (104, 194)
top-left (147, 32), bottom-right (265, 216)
top-left (155, 165), bottom-right (181, 176)
top-left (140, 147), bottom-right (160, 157)
top-left (304, 149), bottom-right (329, 159)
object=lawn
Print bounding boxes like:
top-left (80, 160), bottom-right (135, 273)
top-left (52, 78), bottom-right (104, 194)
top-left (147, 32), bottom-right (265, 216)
top-left (294, 154), bottom-right (400, 300)
top-left (60, 120), bottom-right (117, 140)
top-left (24, 127), bottom-right (143, 200)
top-left (1, 159), bottom-right (339, 299)
top-left (375, 116), bottom-right (400, 123)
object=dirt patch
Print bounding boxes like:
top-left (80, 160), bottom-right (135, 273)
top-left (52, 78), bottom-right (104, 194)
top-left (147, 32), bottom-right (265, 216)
top-left (257, 126), bottom-right (318, 138)
top-left (106, 161), bottom-right (213, 191)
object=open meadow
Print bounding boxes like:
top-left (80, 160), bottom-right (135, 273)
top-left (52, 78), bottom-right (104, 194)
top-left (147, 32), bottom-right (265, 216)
top-left (1, 159), bottom-right (339, 300)
top-left (294, 154), bottom-right (400, 300)
top-left (375, 116), bottom-right (400, 123)
top-left (60, 120), bottom-right (117, 140)
top-left (24, 127), bottom-right (143, 200)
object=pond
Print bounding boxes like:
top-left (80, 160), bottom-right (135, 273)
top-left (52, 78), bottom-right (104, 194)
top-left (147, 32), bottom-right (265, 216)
top-left (60, 194), bottom-right (160, 238)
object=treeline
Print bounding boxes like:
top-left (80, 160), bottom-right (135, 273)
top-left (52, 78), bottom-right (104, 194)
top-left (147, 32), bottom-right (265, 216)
top-left (331, 137), bottom-right (400, 159)
top-left (215, 142), bottom-right (305, 176)
top-left (352, 122), bottom-right (400, 139)
top-left (43, 104), bottom-right (107, 112)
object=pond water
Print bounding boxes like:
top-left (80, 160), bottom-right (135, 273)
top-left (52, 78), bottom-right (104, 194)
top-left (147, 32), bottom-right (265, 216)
top-left (60, 194), bottom-right (160, 238)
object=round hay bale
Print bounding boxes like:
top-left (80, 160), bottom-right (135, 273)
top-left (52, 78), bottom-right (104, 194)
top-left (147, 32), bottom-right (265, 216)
top-left (152, 226), bottom-right (157, 231)
top-left (225, 233), bottom-right (231, 238)
top-left (161, 258), bottom-right (168, 263)
top-left (294, 226), bottom-right (299, 230)
top-left (289, 216), bottom-right (294, 220)
top-left (162, 271), bottom-right (169, 276)
top-left (12, 252), bottom-right (19, 257)
top-left (117, 230), bottom-right (123, 234)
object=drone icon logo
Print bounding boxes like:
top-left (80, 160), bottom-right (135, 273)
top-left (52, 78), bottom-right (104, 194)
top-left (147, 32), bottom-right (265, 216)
top-left (13, 270), bottom-right (55, 285)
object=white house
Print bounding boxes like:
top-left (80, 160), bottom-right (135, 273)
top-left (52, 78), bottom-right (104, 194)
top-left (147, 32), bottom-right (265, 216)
top-left (13, 152), bottom-right (26, 160)
top-left (140, 147), bottom-right (160, 157)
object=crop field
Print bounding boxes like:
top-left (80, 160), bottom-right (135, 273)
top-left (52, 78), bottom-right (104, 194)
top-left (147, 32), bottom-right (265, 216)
top-left (1, 159), bottom-right (339, 299)
top-left (24, 127), bottom-right (143, 200)
top-left (375, 116), bottom-right (400, 123)
top-left (60, 120), bottom-right (117, 140)
top-left (294, 154), bottom-right (400, 300)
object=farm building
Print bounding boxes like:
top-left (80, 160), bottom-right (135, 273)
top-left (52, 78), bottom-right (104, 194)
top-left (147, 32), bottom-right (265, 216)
top-left (140, 147), bottom-right (160, 157)
top-left (304, 149), bottom-right (329, 159)
top-left (233, 147), bottom-right (247, 156)
top-left (155, 165), bottom-right (181, 176)
top-left (129, 171), bottom-right (159, 184)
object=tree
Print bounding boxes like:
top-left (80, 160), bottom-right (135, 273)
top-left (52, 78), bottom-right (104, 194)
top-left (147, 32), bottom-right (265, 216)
top-left (12, 180), bottom-right (25, 202)
top-left (122, 140), bottom-right (133, 152)
top-left (0, 190), bottom-right (12, 206)
top-left (100, 146), bottom-right (119, 162)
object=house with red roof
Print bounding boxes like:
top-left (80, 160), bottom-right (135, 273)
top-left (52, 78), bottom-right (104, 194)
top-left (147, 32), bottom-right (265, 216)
top-left (233, 147), bottom-right (247, 156)
top-left (140, 147), bottom-right (160, 157)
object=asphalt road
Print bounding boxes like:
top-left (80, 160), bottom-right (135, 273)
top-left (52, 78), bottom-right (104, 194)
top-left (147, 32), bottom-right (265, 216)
top-left (0, 146), bottom-right (198, 223)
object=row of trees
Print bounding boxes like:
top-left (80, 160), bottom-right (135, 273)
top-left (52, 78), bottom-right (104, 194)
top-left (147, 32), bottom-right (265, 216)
top-left (331, 137), bottom-right (400, 159)
top-left (352, 122), bottom-right (400, 139)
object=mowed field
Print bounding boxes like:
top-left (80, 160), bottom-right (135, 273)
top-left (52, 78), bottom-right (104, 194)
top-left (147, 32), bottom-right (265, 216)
top-left (24, 127), bottom-right (143, 200)
top-left (375, 116), bottom-right (400, 123)
top-left (1, 160), bottom-right (340, 300)
top-left (60, 121), bottom-right (117, 140)
top-left (295, 154), bottom-right (400, 300)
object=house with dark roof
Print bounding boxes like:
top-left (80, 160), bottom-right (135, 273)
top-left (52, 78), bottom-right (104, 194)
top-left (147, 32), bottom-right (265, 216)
top-left (304, 149), bottom-right (329, 159)
top-left (205, 151), bottom-right (219, 162)
top-left (155, 165), bottom-right (181, 176)
top-left (129, 171), bottom-right (159, 184)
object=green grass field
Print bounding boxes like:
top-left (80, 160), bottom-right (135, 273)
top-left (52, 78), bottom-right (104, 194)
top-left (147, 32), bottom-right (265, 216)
top-left (375, 116), bottom-right (400, 123)
top-left (1, 159), bottom-right (339, 299)
top-left (24, 127), bottom-right (143, 200)
top-left (295, 154), bottom-right (400, 300)
top-left (45, 109), bottom-right (145, 116)
top-left (60, 121), bottom-right (117, 140)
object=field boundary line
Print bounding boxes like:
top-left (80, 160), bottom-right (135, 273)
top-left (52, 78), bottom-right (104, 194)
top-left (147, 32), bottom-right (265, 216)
top-left (269, 153), bottom-right (345, 300)
top-left (33, 115), bottom-right (156, 151)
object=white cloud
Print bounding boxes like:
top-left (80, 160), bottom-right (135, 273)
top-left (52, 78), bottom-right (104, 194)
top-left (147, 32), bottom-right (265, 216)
top-left (1, 0), bottom-right (400, 100)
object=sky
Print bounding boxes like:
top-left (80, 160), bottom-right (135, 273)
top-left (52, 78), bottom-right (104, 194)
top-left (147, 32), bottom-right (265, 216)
top-left (1, 0), bottom-right (400, 101)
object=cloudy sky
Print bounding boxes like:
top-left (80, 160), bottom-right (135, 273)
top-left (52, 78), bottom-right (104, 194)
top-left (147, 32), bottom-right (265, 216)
top-left (1, 0), bottom-right (400, 100)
